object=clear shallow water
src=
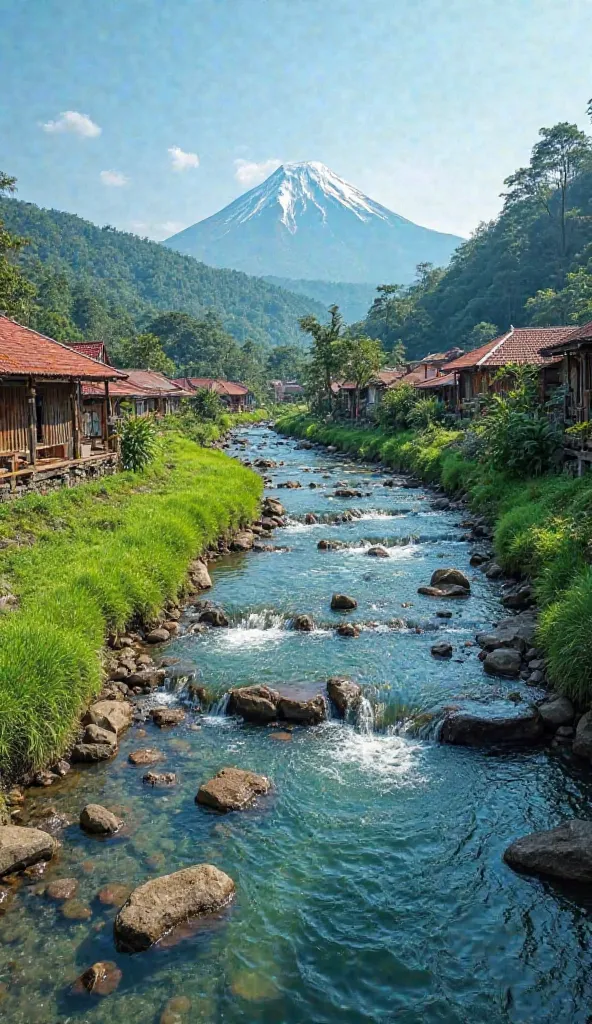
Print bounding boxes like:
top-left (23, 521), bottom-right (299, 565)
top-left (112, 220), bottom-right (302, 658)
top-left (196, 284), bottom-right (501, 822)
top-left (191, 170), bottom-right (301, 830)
top-left (2, 426), bottom-right (592, 1023)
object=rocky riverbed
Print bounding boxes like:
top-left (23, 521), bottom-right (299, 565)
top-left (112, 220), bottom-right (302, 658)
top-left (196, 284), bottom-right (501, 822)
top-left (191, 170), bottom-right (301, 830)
top-left (2, 424), bottom-right (592, 1024)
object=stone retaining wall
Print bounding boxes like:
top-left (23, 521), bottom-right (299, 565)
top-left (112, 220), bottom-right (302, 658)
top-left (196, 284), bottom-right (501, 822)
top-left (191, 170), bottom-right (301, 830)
top-left (0, 455), bottom-right (119, 502)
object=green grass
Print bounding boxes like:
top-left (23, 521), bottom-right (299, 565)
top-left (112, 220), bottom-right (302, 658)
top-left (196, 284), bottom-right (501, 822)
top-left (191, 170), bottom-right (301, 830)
top-left (0, 429), bottom-right (262, 778)
top-left (277, 411), bottom-right (592, 704)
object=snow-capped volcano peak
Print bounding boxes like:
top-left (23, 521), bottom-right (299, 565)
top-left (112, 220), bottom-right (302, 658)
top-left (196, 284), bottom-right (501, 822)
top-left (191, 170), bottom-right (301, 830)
top-left (164, 161), bottom-right (463, 285)
top-left (228, 161), bottom-right (392, 233)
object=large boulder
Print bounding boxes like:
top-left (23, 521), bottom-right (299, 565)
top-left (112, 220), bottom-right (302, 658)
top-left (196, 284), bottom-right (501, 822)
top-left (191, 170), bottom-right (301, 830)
top-left (278, 695), bottom-right (326, 725)
top-left (113, 865), bottom-right (235, 952)
top-left (189, 559), bottom-right (212, 591)
top-left (292, 614), bottom-right (314, 632)
top-left (80, 804), bottom-right (123, 835)
top-left (326, 677), bottom-right (361, 717)
top-left (502, 583), bottom-right (535, 610)
top-left (330, 594), bottom-right (357, 611)
top-left (430, 568), bottom-right (470, 592)
top-left (231, 531), bottom-right (255, 552)
top-left (0, 825), bottom-right (58, 877)
top-left (440, 703), bottom-right (544, 747)
top-left (573, 711), bottom-right (592, 761)
top-left (483, 648), bottom-right (522, 678)
top-left (70, 736), bottom-right (117, 763)
top-left (538, 697), bottom-right (575, 731)
top-left (150, 708), bottom-right (186, 729)
top-left (263, 498), bottom-right (285, 517)
top-left (196, 767), bottom-right (271, 812)
top-left (83, 700), bottom-right (133, 737)
top-left (504, 820), bottom-right (592, 883)
top-left (198, 605), bottom-right (229, 628)
top-left (476, 611), bottom-right (538, 655)
top-left (227, 685), bottom-right (280, 723)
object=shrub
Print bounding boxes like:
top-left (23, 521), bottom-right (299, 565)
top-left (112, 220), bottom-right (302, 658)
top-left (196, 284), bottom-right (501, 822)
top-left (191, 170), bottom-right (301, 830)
top-left (378, 384), bottom-right (418, 429)
top-left (481, 407), bottom-right (561, 477)
top-left (118, 415), bottom-right (159, 471)
top-left (538, 568), bottom-right (592, 704)
top-left (408, 397), bottom-right (444, 430)
top-left (190, 387), bottom-right (224, 421)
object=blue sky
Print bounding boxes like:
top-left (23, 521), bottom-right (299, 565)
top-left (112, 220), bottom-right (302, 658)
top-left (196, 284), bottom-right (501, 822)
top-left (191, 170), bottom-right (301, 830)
top-left (1, 0), bottom-right (591, 241)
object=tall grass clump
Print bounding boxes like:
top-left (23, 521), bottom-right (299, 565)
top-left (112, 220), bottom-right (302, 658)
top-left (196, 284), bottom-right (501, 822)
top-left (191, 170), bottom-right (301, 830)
top-left (0, 431), bottom-right (261, 777)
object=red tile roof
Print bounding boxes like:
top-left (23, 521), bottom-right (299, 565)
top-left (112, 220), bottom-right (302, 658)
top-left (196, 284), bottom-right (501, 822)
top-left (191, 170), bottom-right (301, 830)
top-left (444, 326), bottom-right (573, 371)
top-left (171, 377), bottom-right (249, 396)
top-left (120, 369), bottom-right (190, 396)
top-left (82, 379), bottom-right (153, 398)
top-left (395, 367), bottom-right (428, 386)
top-left (415, 371), bottom-right (457, 390)
top-left (540, 320), bottom-right (592, 353)
top-left (68, 341), bottom-right (112, 365)
top-left (0, 316), bottom-right (126, 381)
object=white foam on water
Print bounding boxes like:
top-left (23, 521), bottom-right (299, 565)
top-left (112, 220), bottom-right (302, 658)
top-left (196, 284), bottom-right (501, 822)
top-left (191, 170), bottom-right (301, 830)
top-left (342, 541), bottom-right (419, 559)
top-left (320, 723), bottom-right (424, 784)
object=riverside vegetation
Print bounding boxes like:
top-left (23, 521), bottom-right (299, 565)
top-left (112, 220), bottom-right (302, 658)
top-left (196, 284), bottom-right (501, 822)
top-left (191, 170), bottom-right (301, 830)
top-left (277, 409), bottom-right (592, 704)
top-left (0, 415), bottom-right (262, 779)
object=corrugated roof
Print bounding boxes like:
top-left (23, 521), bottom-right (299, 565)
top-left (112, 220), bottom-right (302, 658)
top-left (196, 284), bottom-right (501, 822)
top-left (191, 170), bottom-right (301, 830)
top-left (444, 327), bottom-right (572, 371)
top-left (0, 316), bottom-right (126, 381)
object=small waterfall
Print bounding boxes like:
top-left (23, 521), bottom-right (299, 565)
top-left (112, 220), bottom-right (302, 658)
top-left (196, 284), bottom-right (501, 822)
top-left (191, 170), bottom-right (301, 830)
top-left (355, 696), bottom-right (375, 735)
top-left (210, 691), bottom-right (230, 716)
top-left (235, 610), bottom-right (287, 630)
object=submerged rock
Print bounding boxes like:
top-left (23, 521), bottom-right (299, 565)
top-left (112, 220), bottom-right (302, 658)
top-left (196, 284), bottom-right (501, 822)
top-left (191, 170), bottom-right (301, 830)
top-left (227, 685), bottom-right (280, 723)
top-left (96, 882), bottom-right (133, 906)
top-left (367, 546), bottom-right (390, 558)
top-left (196, 767), bottom-right (271, 812)
top-left (334, 488), bottom-right (362, 498)
top-left (151, 708), bottom-right (186, 729)
top-left (47, 877), bottom-right (78, 901)
top-left (80, 804), bottom-right (123, 835)
top-left (440, 703), bottom-right (543, 747)
top-left (418, 584), bottom-right (469, 599)
top-left (317, 539), bottom-right (347, 551)
top-left (128, 748), bottom-right (164, 766)
top-left (326, 677), bottom-right (361, 717)
top-left (504, 820), bottom-right (592, 883)
top-left (0, 826), bottom-right (57, 877)
top-left (73, 961), bottom-right (122, 996)
top-left (114, 865), bottom-right (235, 952)
top-left (143, 771), bottom-right (177, 786)
top-left (431, 642), bottom-right (453, 658)
top-left (330, 593), bottom-right (357, 611)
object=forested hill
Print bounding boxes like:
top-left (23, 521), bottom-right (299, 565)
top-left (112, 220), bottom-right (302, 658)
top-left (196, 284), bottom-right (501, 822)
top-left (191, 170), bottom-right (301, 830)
top-left (263, 277), bottom-right (376, 324)
top-left (0, 197), bottom-right (327, 347)
top-left (361, 119), bottom-right (592, 360)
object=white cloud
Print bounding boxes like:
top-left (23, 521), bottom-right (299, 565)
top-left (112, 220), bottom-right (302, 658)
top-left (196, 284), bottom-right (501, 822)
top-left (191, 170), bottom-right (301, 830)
top-left (168, 145), bottom-right (199, 172)
top-left (100, 169), bottom-right (129, 187)
top-left (234, 157), bottom-right (282, 187)
top-left (129, 219), bottom-right (187, 240)
top-left (42, 110), bottom-right (101, 137)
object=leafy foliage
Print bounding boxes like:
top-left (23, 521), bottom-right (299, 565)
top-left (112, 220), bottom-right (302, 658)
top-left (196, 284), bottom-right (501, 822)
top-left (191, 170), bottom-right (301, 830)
top-left (0, 172), bottom-right (36, 320)
top-left (377, 383), bottom-right (419, 429)
top-left (478, 364), bottom-right (561, 477)
top-left (118, 415), bottom-right (159, 471)
top-left (190, 387), bottom-right (224, 421)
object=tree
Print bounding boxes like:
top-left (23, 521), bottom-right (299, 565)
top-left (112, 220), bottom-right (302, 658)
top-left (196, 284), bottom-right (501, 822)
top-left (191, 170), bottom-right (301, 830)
top-left (298, 304), bottom-right (346, 413)
top-left (0, 172), bottom-right (36, 320)
top-left (115, 332), bottom-right (176, 375)
top-left (503, 123), bottom-right (592, 260)
top-left (190, 387), bottom-right (223, 421)
top-left (340, 333), bottom-right (383, 419)
top-left (464, 321), bottom-right (499, 350)
top-left (267, 344), bottom-right (307, 381)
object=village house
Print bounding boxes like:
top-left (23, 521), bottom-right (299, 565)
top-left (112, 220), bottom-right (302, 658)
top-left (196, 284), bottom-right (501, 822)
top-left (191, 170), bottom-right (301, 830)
top-left (0, 316), bottom-right (127, 498)
top-left (172, 377), bottom-right (254, 413)
top-left (442, 326), bottom-right (575, 414)
top-left (270, 379), bottom-right (305, 403)
top-left (539, 320), bottom-right (592, 475)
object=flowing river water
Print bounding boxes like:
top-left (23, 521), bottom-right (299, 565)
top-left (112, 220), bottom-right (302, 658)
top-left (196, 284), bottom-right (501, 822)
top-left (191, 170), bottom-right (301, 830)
top-left (2, 425), bottom-right (592, 1023)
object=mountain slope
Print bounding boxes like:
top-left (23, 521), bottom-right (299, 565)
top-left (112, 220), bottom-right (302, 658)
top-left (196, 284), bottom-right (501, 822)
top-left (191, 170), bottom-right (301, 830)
top-left (165, 161), bottom-right (463, 284)
top-left (263, 277), bottom-right (377, 323)
top-left (0, 197), bottom-right (327, 347)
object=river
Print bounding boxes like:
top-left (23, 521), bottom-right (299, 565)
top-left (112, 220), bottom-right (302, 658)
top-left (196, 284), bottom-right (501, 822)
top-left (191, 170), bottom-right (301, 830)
top-left (2, 425), bottom-right (592, 1023)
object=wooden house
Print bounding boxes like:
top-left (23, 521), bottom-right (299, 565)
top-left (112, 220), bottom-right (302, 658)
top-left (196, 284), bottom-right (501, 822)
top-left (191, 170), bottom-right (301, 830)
top-left (0, 316), bottom-right (126, 493)
top-left (415, 370), bottom-right (458, 406)
top-left (172, 377), bottom-right (254, 413)
top-left (442, 326), bottom-right (574, 414)
top-left (539, 320), bottom-right (592, 424)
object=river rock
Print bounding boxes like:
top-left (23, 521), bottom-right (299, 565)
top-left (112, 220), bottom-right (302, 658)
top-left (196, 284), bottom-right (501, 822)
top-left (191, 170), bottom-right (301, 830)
top-left (143, 771), bottom-right (177, 786)
top-left (317, 539), bottom-right (347, 551)
top-left (367, 546), bottom-right (390, 558)
top-left (0, 826), bottom-right (58, 877)
top-left (334, 488), bottom-right (362, 498)
top-left (292, 614), bottom-right (314, 632)
top-left (83, 700), bottom-right (133, 736)
top-left (97, 882), bottom-right (133, 906)
top-left (484, 648), bottom-right (522, 678)
top-left (278, 694), bottom-right (326, 725)
top-left (70, 738), bottom-right (117, 763)
top-left (190, 560), bottom-right (212, 590)
top-left (331, 593), bottom-right (357, 610)
top-left (538, 697), bottom-right (574, 731)
top-left (431, 642), bottom-right (453, 658)
top-left (146, 627), bottom-right (171, 644)
top-left (227, 685), bottom-right (280, 723)
top-left (83, 724), bottom-right (119, 748)
top-left (337, 622), bottom-right (360, 637)
top-left (326, 677), bottom-right (361, 717)
top-left (231, 531), bottom-right (255, 552)
top-left (572, 711), bottom-right (592, 761)
top-left (304, 513), bottom-right (318, 524)
top-left (263, 498), bottom-right (285, 516)
top-left (128, 748), bottom-right (164, 766)
top-left (277, 480), bottom-right (301, 489)
top-left (502, 582), bottom-right (535, 610)
top-left (430, 568), bottom-right (470, 591)
top-left (418, 584), bottom-right (469, 598)
top-left (74, 961), bottom-right (123, 996)
top-left (198, 605), bottom-right (229, 627)
top-left (504, 820), bottom-right (592, 883)
top-left (440, 703), bottom-right (544, 746)
top-left (151, 708), bottom-right (186, 728)
top-left (47, 877), bottom-right (78, 900)
top-left (470, 551), bottom-right (490, 566)
top-left (196, 767), bottom-right (271, 812)
top-left (80, 804), bottom-right (123, 835)
top-left (113, 864), bottom-right (235, 952)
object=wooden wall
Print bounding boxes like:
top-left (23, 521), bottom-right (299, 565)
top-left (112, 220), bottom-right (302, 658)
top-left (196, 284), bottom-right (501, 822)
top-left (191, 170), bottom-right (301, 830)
top-left (37, 383), bottom-right (72, 447)
top-left (0, 385), bottom-right (29, 453)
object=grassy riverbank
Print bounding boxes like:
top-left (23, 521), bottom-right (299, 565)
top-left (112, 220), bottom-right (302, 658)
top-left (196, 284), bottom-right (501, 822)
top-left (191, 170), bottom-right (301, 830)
top-left (277, 412), bottom-right (592, 703)
top-left (0, 428), bottom-right (261, 778)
